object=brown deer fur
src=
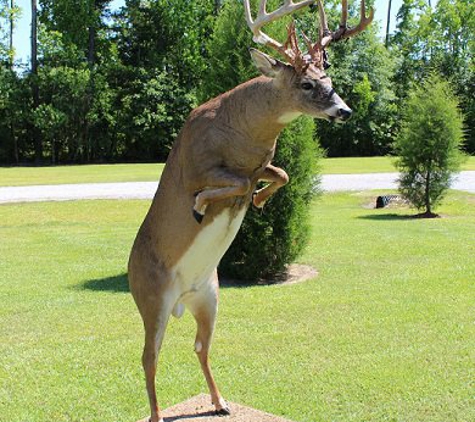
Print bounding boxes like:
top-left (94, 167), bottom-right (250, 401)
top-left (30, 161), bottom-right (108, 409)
top-left (128, 2), bottom-right (373, 421)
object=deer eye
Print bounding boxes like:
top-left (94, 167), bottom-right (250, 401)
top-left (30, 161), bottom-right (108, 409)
top-left (301, 82), bottom-right (313, 91)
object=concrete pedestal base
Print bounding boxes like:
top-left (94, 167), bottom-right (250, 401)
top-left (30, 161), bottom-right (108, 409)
top-left (161, 394), bottom-right (295, 422)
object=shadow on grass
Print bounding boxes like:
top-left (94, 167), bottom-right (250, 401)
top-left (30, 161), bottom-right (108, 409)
top-left (80, 272), bottom-right (251, 292)
top-left (359, 212), bottom-right (440, 221)
top-left (80, 264), bottom-right (316, 293)
top-left (81, 273), bottom-right (129, 293)
top-left (357, 213), bottom-right (414, 221)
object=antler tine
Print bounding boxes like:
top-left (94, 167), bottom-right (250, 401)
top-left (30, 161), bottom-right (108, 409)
top-left (316, 0), bottom-right (332, 49)
top-left (314, 0), bottom-right (374, 50)
top-left (258, 0), bottom-right (267, 15)
top-left (339, 0), bottom-right (349, 30)
top-left (341, 0), bottom-right (375, 39)
top-left (244, 0), bottom-right (315, 59)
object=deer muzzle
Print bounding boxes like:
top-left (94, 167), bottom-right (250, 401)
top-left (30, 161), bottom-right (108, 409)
top-left (337, 107), bottom-right (352, 121)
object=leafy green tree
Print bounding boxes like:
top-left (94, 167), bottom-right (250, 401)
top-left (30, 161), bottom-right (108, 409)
top-left (35, 65), bottom-right (91, 162)
top-left (394, 74), bottom-right (466, 217)
top-left (32, 103), bottom-right (66, 164)
top-left (391, 0), bottom-right (474, 153)
top-left (316, 26), bottom-right (397, 156)
top-left (0, 2), bottom-right (29, 163)
top-left (430, 0), bottom-right (474, 153)
top-left (40, 0), bottom-right (111, 65)
top-left (116, 0), bottom-right (213, 87)
top-left (202, 0), bottom-right (322, 281)
top-left (36, 0), bottom-right (115, 163)
top-left (31, 0), bottom-right (42, 163)
top-left (84, 64), bottom-right (119, 161)
top-left (0, 0), bottom-right (21, 68)
top-left (299, 0), bottom-right (397, 156)
top-left (0, 66), bottom-right (29, 163)
top-left (0, 1), bottom-right (8, 62)
top-left (391, 0), bottom-right (429, 94)
top-left (113, 66), bottom-right (196, 161)
top-left (198, 0), bottom-right (255, 103)
top-left (106, 0), bottom-right (215, 161)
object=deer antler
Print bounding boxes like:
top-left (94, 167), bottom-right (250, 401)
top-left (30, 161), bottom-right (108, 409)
top-left (244, 0), bottom-right (315, 68)
top-left (312, 0), bottom-right (374, 51)
top-left (245, 0), bottom-right (374, 71)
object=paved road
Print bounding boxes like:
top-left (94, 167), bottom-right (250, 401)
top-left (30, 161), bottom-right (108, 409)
top-left (0, 171), bottom-right (474, 204)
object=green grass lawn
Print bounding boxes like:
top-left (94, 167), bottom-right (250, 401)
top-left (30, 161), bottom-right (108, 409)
top-left (1, 193), bottom-right (473, 422)
top-left (1, 156), bottom-right (474, 187)
top-left (0, 163), bottom-right (165, 187)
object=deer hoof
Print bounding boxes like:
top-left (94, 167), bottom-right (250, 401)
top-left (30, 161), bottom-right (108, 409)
top-left (252, 191), bottom-right (265, 210)
top-left (193, 209), bottom-right (204, 224)
top-left (215, 406), bottom-right (231, 417)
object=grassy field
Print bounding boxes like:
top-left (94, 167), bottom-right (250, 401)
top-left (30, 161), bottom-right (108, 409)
top-left (1, 192), bottom-right (473, 422)
top-left (0, 163), bottom-right (165, 187)
top-left (1, 156), bottom-right (474, 187)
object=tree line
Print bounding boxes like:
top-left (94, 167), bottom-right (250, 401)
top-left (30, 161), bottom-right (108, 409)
top-left (0, 0), bottom-right (473, 165)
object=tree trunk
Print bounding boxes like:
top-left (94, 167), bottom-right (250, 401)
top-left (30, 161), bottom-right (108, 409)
top-left (31, 0), bottom-right (38, 85)
top-left (385, 0), bottom-right (392, 48)
top-left (88, 24), bottom-right (95, 66)
top-left (9, 0), bottom-right (14, 68)
top-left (8, 0), bottom-right (17, 162)
top-left (425, 168), bottom-right (432, 216)
top-left (31, 0), bottom-right (42, 164)
top-left (51, 138), bottom-right (55, 165)
top-left (11, 118), bottom-right (18, 163)
top-left (86, 7), bottom-right (96, 163)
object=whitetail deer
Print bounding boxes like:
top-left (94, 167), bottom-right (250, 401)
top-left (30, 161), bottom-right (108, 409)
top-left (128, 1), bottom-right (373, 421)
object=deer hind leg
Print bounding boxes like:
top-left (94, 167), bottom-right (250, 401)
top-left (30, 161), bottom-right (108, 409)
top-left (187, 272), bottom-right (230, 415)
top-left (252, 164), bottom-right (289, 209)
top-left (193, 170), bottom-right (250, 223)
top-left (139, 299), bottom-right (174, 422)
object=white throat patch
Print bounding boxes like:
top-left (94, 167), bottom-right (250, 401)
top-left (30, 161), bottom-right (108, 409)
top-left (278, 111), bottom-right (302, 124)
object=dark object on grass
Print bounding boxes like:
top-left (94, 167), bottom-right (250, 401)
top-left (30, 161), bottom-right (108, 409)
top-left (376, 194), bottom-right (401, 208)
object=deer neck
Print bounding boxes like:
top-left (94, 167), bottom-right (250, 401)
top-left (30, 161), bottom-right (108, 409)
top-left (223, 76), bottom-right (300, 146)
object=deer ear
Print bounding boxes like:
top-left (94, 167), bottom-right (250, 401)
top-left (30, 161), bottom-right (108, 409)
top-left (250, 48), bottom-right (287, 78)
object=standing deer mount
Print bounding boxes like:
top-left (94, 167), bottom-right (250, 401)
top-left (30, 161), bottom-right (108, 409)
top-left (128, 1), bottom-right (373, 421)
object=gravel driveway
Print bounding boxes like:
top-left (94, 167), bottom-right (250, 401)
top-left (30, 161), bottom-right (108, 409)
top-left (1, 171), bottom-right (474, 204)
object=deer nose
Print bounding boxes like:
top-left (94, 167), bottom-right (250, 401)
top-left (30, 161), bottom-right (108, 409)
top-left (338, 108), bottom-right (352, 121)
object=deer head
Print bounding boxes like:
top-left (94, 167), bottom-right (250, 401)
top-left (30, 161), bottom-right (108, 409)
top-left (244, 0), bottom-right (374, 123)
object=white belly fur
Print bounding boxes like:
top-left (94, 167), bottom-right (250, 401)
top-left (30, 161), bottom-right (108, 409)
top-left (171, 208), bottom-right (246, 311)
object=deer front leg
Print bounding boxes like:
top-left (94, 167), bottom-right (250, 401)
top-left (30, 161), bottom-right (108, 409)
top-left (252, 164), bottom-right (289, 209)
top-left (193, 170), bottom-right (251, 223)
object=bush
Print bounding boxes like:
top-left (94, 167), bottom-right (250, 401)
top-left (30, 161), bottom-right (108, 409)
top-left (394, 74), bottom-right (466, 217)
top-left (219, 116), bottom-right (322, 281)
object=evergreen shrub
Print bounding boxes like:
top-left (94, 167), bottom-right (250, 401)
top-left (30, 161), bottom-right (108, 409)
top-left (394, 74), bottom-right (466, 217)
top-left (219, 116), bottom-right (321, 281)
